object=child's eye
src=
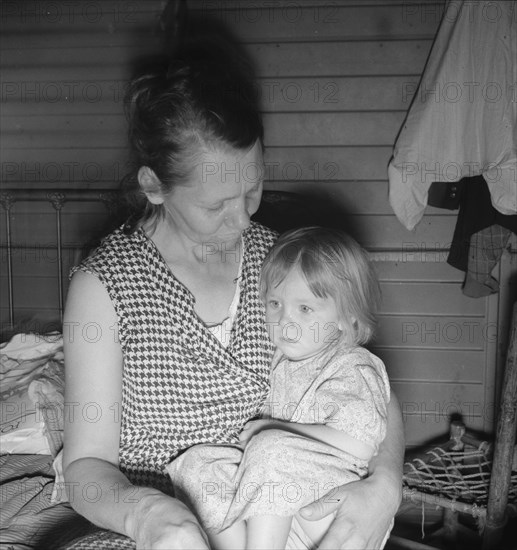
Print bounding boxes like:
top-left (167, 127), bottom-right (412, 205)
top-left (300, 305), bottom-right (313, 314)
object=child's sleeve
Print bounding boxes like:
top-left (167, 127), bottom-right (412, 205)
top-left (315, 352), bottom-right (390, 454)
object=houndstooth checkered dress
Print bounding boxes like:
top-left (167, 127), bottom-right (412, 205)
top-left (72, 222), bottom-right (276, 494)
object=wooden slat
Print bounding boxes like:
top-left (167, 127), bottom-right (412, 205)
top-left (0, 149), bottom-right (130, 184)
top-left (343, 214), bottom-right (457, 250)
top-left (392, 380), bottom-right (485, 409)
top-left (379, 282), bottom-right (485, 316)
top-left (1, 82), bottom-right (129, 114)
top-left (0, 1), bottom-right (443, 46)
top-left (2, 147), bottom-right (386, 184)
top-left (373, 349), bottom-right (484, 383)
top-left (375, 315), bottom-right (491, 351)
top-left (2, 114), bottom-right (127, 148)
top-left (2, 40), bottom-right (434, 78)
top-left (1, 205), bottom-right (459, 252)
top-left (250, 40), bottom-right (433, 77)
top-left (194, 3), bottom-right (443, 42)
top-left (264, 112), bottom-right (405, 146)
top-left (258, 76), bottom-right (421, 112)
top-left (374, 260), bottom-right (465, 282)
top-left (1, 76), bottom-right (422, 113)
top-left (3, 112), bottom-right (405, 148)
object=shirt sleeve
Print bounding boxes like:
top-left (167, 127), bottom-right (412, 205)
top-left (315, 352), bottom-right (390, 453)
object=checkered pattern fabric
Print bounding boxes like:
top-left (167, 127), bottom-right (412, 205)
top-left (463, 224), bottom-right (512, 297)
top-left (73, 222), bottom-right (276, 493)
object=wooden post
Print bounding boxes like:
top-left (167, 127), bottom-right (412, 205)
top-left (483, 302), bottom-right (517, 549)
top-left (442, 421), bottom-right (465, 545)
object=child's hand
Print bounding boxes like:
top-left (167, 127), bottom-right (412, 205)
top-left (238, 419), bottom-right (277, 445)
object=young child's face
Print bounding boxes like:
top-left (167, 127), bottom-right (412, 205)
top-left (264, 268), bottom-right (343, 361)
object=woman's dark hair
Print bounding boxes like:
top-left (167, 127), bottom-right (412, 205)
top-left (121, 44), bottom-right (263, 233)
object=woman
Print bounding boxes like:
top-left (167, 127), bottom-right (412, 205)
top-left (63, 47), bottom-right (403, 550)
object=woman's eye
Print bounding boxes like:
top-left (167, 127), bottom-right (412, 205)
top-left (268, 300), bottom-right (280, 309)
top-left (300, 305), bottom-right (313, 314)
top-left (207, 204), bottom-right (224, 213)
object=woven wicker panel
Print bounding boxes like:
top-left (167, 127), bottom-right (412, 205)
top-left (403, 444), bottom-right (517, 506)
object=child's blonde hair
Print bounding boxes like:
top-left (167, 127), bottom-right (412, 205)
top-left (260, 226), bottom-right (380, 346)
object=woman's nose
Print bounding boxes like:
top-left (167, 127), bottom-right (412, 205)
top-left (226, 202), bottom-right (251, 231)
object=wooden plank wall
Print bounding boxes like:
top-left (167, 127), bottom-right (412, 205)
top-left (1, 0), bottom-right (515, 446)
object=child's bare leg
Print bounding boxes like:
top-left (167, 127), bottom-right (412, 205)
top-left (246, 515), bottom-right (292, 550)
top-left (208, 521), bottom-right (246, 550)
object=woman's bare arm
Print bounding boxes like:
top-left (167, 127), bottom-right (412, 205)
top-left (367, 392), bottom-right (404, 487)
top-left (63, 271), bottom-right (208, 549)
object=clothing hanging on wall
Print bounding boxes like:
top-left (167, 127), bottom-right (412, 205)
top-left (447, 176), bottom-right (517, 297)
top-left (388, 0), bottom-right (517, 231)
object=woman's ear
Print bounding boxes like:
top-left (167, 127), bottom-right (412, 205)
top-left (138, 166), bottom-right (164, 205)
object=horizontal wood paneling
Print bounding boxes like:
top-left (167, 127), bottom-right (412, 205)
top-left (250, 40), bottom-right (433, 77)
top-left (376, 349), bottom-right (484, 383)
top-left (2, 40), bottom-right (432, 77)
top-left (2, 76), bottom-right (421, 113)
top-left (0, 208), bottom-right (458, 252)
top-left (375, 315), bottom-right (487, 351)
top-left (1, 1), bottom-right (445, 44)
top-left (378, 282), bottom-right (485, 315)
top-left (198, 3), bottom-right (444, 41)
top-left (3, 111), bottom-right (405, 148)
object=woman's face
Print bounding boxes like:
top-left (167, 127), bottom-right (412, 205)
top-left (159, 140), bottom-right (264, 247)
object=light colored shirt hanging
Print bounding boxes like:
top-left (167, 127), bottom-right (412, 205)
top-left (388, 0), bottom-right (517, 230)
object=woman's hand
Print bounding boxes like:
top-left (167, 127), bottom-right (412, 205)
top-left (238, 419), bottom-right (277, 445)
top-left (299, 474), bottom-right (400, 550)
top-left (129, 492), bottom-right (210, 550)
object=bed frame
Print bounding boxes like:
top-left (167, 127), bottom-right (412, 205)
top-left (0, 188), bottom-right (121, 332)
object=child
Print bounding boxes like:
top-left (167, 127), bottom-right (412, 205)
top-left (167, 226), bottom-right (391, 550)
